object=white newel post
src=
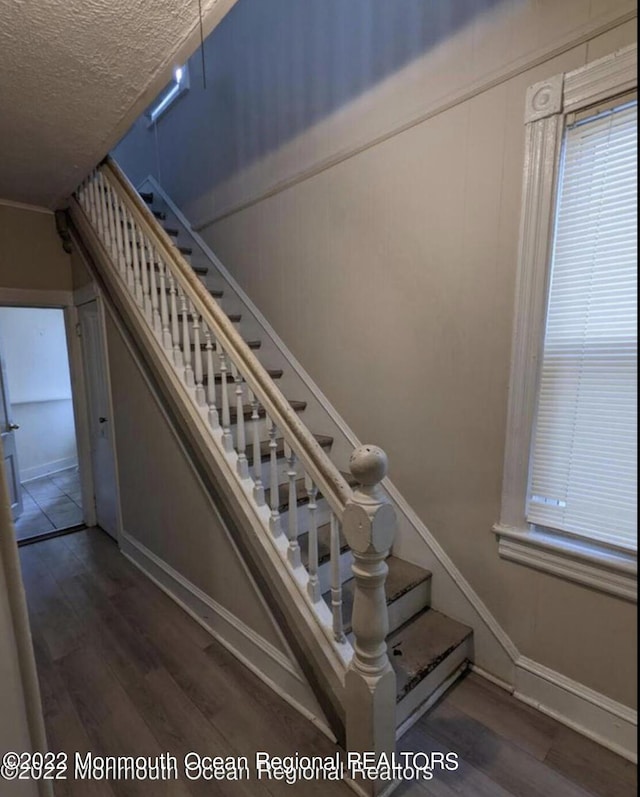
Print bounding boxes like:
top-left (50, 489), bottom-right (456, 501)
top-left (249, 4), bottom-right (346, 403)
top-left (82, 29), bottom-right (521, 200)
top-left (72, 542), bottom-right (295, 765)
top-left (343, 445), bottom-right (396, 793)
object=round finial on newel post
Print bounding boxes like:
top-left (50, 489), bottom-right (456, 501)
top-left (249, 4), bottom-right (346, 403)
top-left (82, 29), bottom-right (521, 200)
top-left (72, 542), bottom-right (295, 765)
top-left (349, 445), bottom-right (388, 502)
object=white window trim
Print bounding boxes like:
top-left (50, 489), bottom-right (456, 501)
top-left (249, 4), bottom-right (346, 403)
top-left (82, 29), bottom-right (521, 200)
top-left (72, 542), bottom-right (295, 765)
top-left (494, 43), bottom-right (637, 603)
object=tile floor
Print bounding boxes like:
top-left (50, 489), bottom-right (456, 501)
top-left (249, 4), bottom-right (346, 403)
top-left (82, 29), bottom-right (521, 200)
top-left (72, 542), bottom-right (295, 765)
top-left (14, 467), bottom-right (83, 541)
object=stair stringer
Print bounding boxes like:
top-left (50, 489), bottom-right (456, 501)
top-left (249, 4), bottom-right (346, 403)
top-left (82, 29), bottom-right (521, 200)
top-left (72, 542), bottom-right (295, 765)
top-left (68, 201), bottom-right (353, 746)
top-left (140, 174), bottom-right (519, 688)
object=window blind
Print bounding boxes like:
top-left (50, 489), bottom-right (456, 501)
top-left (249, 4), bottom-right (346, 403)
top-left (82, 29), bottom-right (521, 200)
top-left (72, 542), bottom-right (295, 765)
top-left (527, 100), bottom-right (637, 551)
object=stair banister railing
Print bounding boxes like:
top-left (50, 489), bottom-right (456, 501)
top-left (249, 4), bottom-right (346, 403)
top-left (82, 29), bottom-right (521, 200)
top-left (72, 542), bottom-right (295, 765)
top-left (101, 159), bottom-right (354, 518)
top-left (73, 159), bottom-right (397, 772)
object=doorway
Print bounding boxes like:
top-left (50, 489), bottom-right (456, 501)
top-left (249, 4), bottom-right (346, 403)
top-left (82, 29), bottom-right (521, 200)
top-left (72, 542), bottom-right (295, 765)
top-left (0, 306), bottom-right (83, 542)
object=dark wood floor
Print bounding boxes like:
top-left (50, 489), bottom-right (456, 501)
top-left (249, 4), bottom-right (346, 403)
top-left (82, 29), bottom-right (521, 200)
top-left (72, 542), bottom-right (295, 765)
top-left (19, 528), bottom-right (636, 797)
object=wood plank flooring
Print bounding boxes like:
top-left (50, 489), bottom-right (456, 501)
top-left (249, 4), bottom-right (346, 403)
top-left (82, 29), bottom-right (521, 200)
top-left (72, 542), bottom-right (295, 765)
top-left (18, 528), bottom-right (636, 797)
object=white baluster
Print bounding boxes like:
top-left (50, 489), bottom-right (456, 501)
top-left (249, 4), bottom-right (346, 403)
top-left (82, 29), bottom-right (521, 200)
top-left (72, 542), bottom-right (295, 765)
top-left (149, 244), bottom-right (161, 337)
top-left (88, 174), bottom-right (101, 237)
top-left (126, 210), bottom-right (138, 294)
top-left (77, 179), bottom-right (89, 213)
top-left (140, 233), bottom-right (151, 321)
top-left (113, 191), bottom-right (126, 274)
top-left (97, 173), bottom-right (111, 250)
top-left (305, 475), bottom-right (320, 602)
top-left (168, 272), bottom-right (182, 367)
top-left (330, 513), bottom-right (345, 642)
top-left (231, 362), bottom-right (249, 478)
top-left (107, 181), bottom-right (118, 263)
top-left (180, 290), bottom-right (193, 386)
top-left (119, 206), bottom-right (129, 289)
top-left (133, 224), bottom-right (144, 306)
top-left (249, 389), bottom-right (265, 505)
top-left (192, 304), bottom-right (205, 405)
top-left (267, 416), bottom-right (282, 537)
top-left (158, 260), bottom-right (172, 351)
top-left (90, 173), bottom-right (102, 234)
top-left (104, 179), bottom-right (118, 261)
top-left (204, 326), bottom-right (219, 429)
top-left (285, 444), bottom-right (301, 568)
top-left (219, 346), bottom-right (233, 452)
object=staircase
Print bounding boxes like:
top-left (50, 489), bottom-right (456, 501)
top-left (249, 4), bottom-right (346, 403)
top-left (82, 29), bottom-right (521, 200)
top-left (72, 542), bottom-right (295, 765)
top-left (70, 162), bottom-right (473, 788)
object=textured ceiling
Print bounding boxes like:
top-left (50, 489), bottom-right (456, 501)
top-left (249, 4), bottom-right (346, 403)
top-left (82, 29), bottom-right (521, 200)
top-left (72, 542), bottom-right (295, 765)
top-left (0, 0), bottom-right (238, 208)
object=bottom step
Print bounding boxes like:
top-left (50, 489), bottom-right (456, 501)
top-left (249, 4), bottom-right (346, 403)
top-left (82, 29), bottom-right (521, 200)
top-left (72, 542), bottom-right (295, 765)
top-left (390, 609), bottom-right (473, 727)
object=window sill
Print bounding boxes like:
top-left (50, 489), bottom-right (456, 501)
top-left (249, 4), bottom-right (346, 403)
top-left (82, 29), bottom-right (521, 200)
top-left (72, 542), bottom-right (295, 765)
top-left (493, 523), bottom-right (637, 603)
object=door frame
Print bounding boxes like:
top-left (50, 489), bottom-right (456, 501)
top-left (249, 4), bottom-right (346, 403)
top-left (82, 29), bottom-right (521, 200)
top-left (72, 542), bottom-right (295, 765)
top-left (0, 286), bottom-right (123, 542)
top-left (75, 289), bottom-right (124, 542)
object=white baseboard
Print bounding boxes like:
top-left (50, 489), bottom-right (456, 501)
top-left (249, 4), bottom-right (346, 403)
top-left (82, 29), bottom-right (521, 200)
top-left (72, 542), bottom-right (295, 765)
top-left (21, 457), bottom-right (78, 483)
top-left (119, 530), bottom-right (335, 742)
top-left (512, 657), bottom-right (637, 763)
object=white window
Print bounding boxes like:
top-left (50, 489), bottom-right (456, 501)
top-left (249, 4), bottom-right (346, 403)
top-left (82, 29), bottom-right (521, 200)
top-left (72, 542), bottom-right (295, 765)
top-left (147, 65), bottom-right (189, 125)
top-left (494, 45), bottom-right (637, 602)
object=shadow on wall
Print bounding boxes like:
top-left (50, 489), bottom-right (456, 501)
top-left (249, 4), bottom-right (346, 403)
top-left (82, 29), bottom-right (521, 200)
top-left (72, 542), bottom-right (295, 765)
top-left (113, 0), bottom-right (506, 197)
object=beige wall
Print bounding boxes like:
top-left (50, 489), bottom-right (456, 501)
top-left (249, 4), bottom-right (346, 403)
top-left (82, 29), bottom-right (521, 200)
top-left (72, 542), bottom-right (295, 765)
top-left (114, 2), bottom-right (637, 707)
top-left (69, 247), bottom-right (93, 291)
top-left (0, 204), bottom-right (71, 291)
top-left (104, 311), bottom-right (291, 656)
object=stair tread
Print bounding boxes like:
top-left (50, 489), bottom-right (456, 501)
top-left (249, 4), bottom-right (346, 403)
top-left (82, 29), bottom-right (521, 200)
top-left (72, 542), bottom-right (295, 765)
top-left (265, 472), bottom-right (356, 514)
top-left (177, 311), bottom-right (239, 322)
top-left (388, 609), bottom-right (472, 703)
top-left (322, 556), bottom-right (432, 633)
top-left (260, 433), bottom-right (332, 463)
top-left (202, 367), bottom-right (283, 385)
top-left (230, 399), bottom-right (306, 423)
top-left (191, 339), bottom-right (261, 351)
top-left (177, 245), bottom-right (193, 255)
top-left (150, 262), bottom-right (209, 279)
top-left (164, 227), bottom-right (179, 237)
top-left (158, 286), bottom-right (223, 298)
top-left (152, 210), bottom-right (166, 220)
top-left (140, 191), bottom-right (153, 204)
top-left (384, 557), bottom-right (432, 601)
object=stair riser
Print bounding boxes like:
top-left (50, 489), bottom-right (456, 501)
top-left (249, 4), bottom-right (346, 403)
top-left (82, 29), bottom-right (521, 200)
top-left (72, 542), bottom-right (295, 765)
top-left (395, 637), bottom-right (472, 728)
top-left (387, 579), bottom-right (431, 635)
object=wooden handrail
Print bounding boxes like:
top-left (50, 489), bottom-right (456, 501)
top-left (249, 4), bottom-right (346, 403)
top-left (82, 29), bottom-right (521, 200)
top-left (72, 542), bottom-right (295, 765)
top-left (103, 157), bottom-right (354, 519)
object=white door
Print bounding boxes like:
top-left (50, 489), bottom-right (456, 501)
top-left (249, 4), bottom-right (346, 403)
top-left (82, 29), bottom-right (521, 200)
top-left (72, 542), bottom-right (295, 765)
top-left (78, 300), bottom-right (119, 539)
top-left (0, 348), bottom-right (23, 521)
